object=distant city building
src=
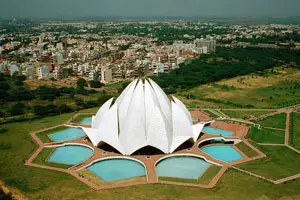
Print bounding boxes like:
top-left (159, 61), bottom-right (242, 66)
top-left (37, 66), bottom-right (50, 80)
top-left (9, 64), bottom-right (19, 76)
top-left (153, 63), bottom-right (164, 74)
top-left (101, 67), bottom-right (113, 83)
top-left (21, 65), bottom-right (34, 79)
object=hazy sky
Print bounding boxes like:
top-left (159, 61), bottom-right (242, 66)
top-left (1, 0), bottom-right (300, 18)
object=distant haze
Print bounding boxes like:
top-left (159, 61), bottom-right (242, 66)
top-left (1, 0), bottom-right (300, 19)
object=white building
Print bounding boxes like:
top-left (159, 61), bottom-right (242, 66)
top-left (82, 79), bottom-right (205, 155)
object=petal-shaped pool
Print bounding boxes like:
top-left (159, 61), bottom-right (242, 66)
top-left (80, 117), bottom-right (92, 125)
top-left (156, 156), bottom-right (211, 179)
top-left (201, 145), bottom-right (243, 162)
top-left (48, 127), bottom-right (85, 142)
top-left (48, 145), bottom-right (93, 165)
top-left (202, 127), bottom-right (233, 137)
top-left (88, 158), bottom-right (146, 182)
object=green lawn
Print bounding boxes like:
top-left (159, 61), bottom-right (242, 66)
top-left (36, 126), bottom-right (69, 143)
top-left (253, 113), bottom-right (287, 129)
top-left (290, 112), bottom-right (300, 150)
top-left (1, 112), bottom-right (300, 199)
top-left (236, 142), bottom-right (258, 157)
top-left (198, 165), bottom-right (222, 184)
top-left (72, 114), bottom-right (93, 124)
top-left (159, 177), bottom-right (198, 184)
top-left (247, 127), bottom-right (285, 144)
top-left (32, 147), bottom-right (71, 169)
top-left (221, 110), bottom-right (275, 119)
top-left (237, 145), bottom-right (300, 180)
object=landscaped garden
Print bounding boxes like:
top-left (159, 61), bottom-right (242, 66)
top-left (247, 127), bottom-right (285, 144)
top-left (0, 107), bottom-right (300, 200)
top-left (237, 145), bottom-right (300, 180)
top-left (252, 113), bottom-right (287, 129)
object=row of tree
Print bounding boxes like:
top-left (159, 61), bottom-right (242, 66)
top-left (151, 47), bottom-right (300, 90)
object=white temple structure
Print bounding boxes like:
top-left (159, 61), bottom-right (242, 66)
top-left (82, 79), bottom-right (205, 155)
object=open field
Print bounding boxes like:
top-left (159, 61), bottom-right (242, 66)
top-left (159, 177), bottom-right (198, 184)
top-left (247, 127), bottom-right (285, 144)
top-left (221, 109), bottom-right (275, 119)
top-left (178, 68), bottom-right (300, 109)
top-left (198, 165), bottom-right (222, 184)
top-left (290, 112), bottom-right (300, 150)
top-left (236, 142), bottom-right (258, 157)
top-left (237, 145), bottom-right (300, 180)
top-left (253, 113), bottom-right (287, 129)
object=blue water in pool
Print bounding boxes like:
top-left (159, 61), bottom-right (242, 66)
top-left (201, 145), bottom-right (243, 162)
top-left (202, 127), bottom-right (233, 137)
top-left (48, 145), bottom-right (93, 165)
top-left (80, 117), bottom-right (92, 125)
top-left (88, 159), bottom-right (146, 182)
top-left (156, 156), bottom-right (211, 179)
top-left (48, 127), bottom-right (85, 142)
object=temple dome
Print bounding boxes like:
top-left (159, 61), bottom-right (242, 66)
top-left (82, 78), bottom-right (204, 155)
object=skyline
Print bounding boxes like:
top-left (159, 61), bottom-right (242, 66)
top-left (1, 0), bottom-right (300, 19)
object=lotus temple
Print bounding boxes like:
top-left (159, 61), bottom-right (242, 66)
top-left (26, 78), bottom-right (266, 190)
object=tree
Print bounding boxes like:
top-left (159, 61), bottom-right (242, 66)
top-left (56, 104), bottom-right (72, 114)
top-left (76, 78), bottom-right (87, 89)
top-left (8, 87), bottom-right (34, 101)
top-left (75, 98), bottom-right (84, 106)
top-left (10, 103), bottom-right (25, 116)
top-left (89, 80), bottom-right (104, 88)
top-left (35, 86), bottom-right (60, 100)
top-left (0, 82), bottom-right (9, 90)
top-left (0, 111), bottom-right (6, 119)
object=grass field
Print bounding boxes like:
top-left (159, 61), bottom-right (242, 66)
top-left (159, 177), bottom-right (198, 184)
top-left (32, 148), bottom-right (71, 169)
top-left (236, 142), bottom-right (258, 157)
top-left (253, 113), bottom-right (287, 129)
top-left (36, 126), bottom-right (69, 143)
top-left (198, 165), bottom-right (222, 184)
top-left (290, 112), bottom-right (300, 150)
top-left (221, 109), bottom-right (275, 119)
top-left (246, 127), bottom-right (285, 144)
top-left (179, 68), bottom-right (300, 109)
top-left (237, 145), bottom-right (300, 180)
top-left (1, 109), bottom-right (300, 199)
